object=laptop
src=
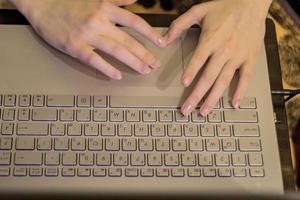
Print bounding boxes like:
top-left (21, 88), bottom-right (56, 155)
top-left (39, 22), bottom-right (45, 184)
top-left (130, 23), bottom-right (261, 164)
top-left (0, 24), bottom-right (283, 195)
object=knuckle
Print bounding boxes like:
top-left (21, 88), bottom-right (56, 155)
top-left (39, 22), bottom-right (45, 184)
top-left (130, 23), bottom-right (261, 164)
top-left (141, 52), bottom-right (155, 63)
top-left (109, 43), bottom-right (122, 55)
top-left (62, 37), bottom-right (78, 53)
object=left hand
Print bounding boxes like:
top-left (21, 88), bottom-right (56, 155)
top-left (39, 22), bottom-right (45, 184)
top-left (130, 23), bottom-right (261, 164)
top-left (163, 0), bottom-right (272, 116)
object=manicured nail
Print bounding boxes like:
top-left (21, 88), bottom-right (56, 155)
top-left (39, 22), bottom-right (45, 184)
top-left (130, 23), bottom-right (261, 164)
top-left (182, 104), bottom-right (192, 116)
top-left (157, 37), bottom-right (165, 47)
top-left (200, 106), bottom-right (209, 117)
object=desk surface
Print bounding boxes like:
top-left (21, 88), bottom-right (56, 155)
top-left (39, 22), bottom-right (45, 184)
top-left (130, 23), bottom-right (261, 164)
top-left (0, 9), bottom-right (296, 192)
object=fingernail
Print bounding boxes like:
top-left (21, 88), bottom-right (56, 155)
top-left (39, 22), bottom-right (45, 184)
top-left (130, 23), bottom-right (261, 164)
top-left (142, 67), bottom-right (151, 75)
top-left (182, 104), bottom-right (192, 116)
top-left (157, 37), bottom-right (165, 47)
top-left (182, 78), bottom-right (190, 87)
top-left (152, 59), bottom-right (161, 68)
top-left (233, 100), bottom-right (240, 109)
top-left (114, 73), bottom-right (122, 80)
top-left (200, 106), bottom-right (210, 117)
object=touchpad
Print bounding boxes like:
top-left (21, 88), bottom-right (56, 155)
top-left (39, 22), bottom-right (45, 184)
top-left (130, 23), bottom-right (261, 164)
top-left (95, 28), bottom-right (183, 88)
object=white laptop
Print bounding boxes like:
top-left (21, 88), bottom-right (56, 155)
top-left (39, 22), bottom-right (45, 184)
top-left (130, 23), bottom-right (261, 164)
top-left (0, 25), bottom-right (283, 195)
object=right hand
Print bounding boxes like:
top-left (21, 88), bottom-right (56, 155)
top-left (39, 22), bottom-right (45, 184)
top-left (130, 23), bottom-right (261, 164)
top-left (11, 0), bottom-right (164, 80)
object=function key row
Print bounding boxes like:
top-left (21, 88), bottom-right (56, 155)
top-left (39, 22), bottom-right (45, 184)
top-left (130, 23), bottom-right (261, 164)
top-left (0, 95), bottom-right (257, 109)
top-left (0, 95), bottom-right (107, 108)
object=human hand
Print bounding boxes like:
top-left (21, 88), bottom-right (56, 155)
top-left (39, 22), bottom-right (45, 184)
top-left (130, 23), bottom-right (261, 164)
top-left (10, 0), bottom-right (165, 80)
top-left (163, 0), bottom-right (272, 116)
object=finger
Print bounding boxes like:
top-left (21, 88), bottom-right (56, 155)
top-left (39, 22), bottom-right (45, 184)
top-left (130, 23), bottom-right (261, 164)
top-left (200, 61), bottom-right (237, 116)
top-left (108, 25), bottom-right (161, 69)
top-left (89, 35), bottom-right (151, 75)
top-left (164, 5), bottom-right (208, 45)
top-left (181, 52), bottom-right (228, 116)
top-left (111, 0), bottom-right (137, 6)
top-left (108, 5), bottom-right (164, 48)
top-left (74, 45), bottom-right (122, 80)
top-left (232, 61), bottom-right (254, 108)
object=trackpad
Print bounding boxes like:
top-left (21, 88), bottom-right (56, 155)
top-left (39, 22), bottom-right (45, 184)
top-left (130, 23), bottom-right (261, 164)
top-left (95, 28), bottom-right (183, 88)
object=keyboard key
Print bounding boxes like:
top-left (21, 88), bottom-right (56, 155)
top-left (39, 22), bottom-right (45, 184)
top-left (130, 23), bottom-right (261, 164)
top-left (208, 110), bottom-right (222, 123)
top-left (203, 168), bottom-right (216, 177)
top-left (125, 168), bottom-right (139, 177)
top-left (216, 125), bottom-right (231, 137)
top-left (93, 109), bottom-right (107, 122)
top-left (189, 139), bottom-right (203, 151)
top-left (0, 167), bottom-right (10, 176)
top-left (239, 139), bottom-right (261, 152)
top-left (142, 110), bottom-right (156, 122)
top-left (62, 152), bottom-right (77, 166)
top-left (14, 167), bottom-right (27, 176)
top-left (122, 138), bottom-right (136, 151)
top-left (167, 124), bottom-right (182, 137)
top-left (159, 110), bottom-right (173, 122)
top-left (45, 168), bottom-right (59, 177)
top-left (2, 108), bottom-right (15, 121)
top-left (233, 168), bottom-right (247, 177)
top-left (88, 138), bottom-right (103, 151)
top-left (17, 122), bottom-right (48, 136)
top-left (93, 96), bottom-right (107, 108)
top-left (105, 138), bottom-right (119, 151)
top-left (62, 167), bottom-right (75, 177)
top-left (4, 94), bottom-right (16, 107)
top-left (191, 110), bottom-right (205, 123)
top-left (15, 152), bottom-right (42, 165)
top-left (0, 152), bottom-right (11, 165)
top-left (29, 168), bottom-right (43, 176)
top-left (222, 138), bottom-right (237, 152)
top-left (126, 110), bottom-right (140, 122)
top-left (45, 152), bottom-right (60, 166)
top-left (224, 110), bottom-right (258, 123)
top-left (15, 137), bottom-right (34, 150)
top-left (249, 168), bottom-right (265, 177)
top-left (32, 108), bottom-right (57, 121)
top-left (113, 152), bottom-right (128, 166)
top-left (118, 124), bottom-right (132, 137)
top-left (108, 168), bottom-right (122, 177)
top-left (215, 154), bottom-right (230, 166)
top-left (109, 110), bottom-right (124, 122)
top-left (33, 95), bottom-right (45, 107)
top-left (138, 138), bottom-right (153, 151)
top-left (47, 95), bottom-right (74, 107)
top-left (198, 153), bottom-right (213, 166)
top-left (200, 124), bottom-right (215, 137)
top-left (19, 95), bottom-right (31, 107)
top-left (60, 109), bottom-right (74, 121)
top-left (188, 168), bottom-right (201, 177)
top-left (164, 153), bottom-right (179, 166)
top-left (233, 124), bottom-right (260, 137)
top-left (205, 139), bottom-right (220, 151)
top-left (76, 109), bottom-right (91, 122)
top-left (110, 96), bottom-right (179, 108)
top-left (239, 97), bottom-right (256, 109)
top-left (84, 123), bottom-right (99, 136)
top-left (155, 138), bottom-right (170, 151)
top-left (93, 168), bottom-right (106, 177)
top-left (171, 168), bottom-right (184, 177)
top-left (71, 138), bottom-right (86, 151)
top-left (130, 153), bottom-right (145, 166)
top-left (134, 124), bottom-right (148, 137)
top-left (37, 138), bottom-right (52, 150)
top-left (151, 124), bottom-right (165, 137)
top-left (79, 152), bottom-right (94, 166)
top-left (181, 153), bottom-right (196, 166)
top-left (1, 122), bottom-right (14, 135)
top-left (172, 138), bottom-right (187, 151)
top-left (101, 124), bottom-right (115, 136)
top-left (67, 123), bottom-right (82, 136)
top-left (77, 167), bottom-right (91, 177)
top-left (77, 95), bottom-right (91, 107)
top-left (156, 168), bottom-right (169, 177)
top-left (96, 153), bottom-right (111, 166)
top-left (54, 138), bottom-right (69, 151)
top-left (248, 153), bottom-right (263, 166)
top-left (218, 168), bottom-right (231, 177)
top-left (147, 153), bottom-right (162, 166)
top-left (140, 168), bottom-right (154, 177)
top-left (183, 124), bottom-right (198, 137)
top-left (0, 137), bottom-right (12, 150)
top-left (175, 110), bottom-right (189, 122)
top-left (18, 108), bottom-right (30, 121)
top-left (232, 154), bottom-right (247, 166)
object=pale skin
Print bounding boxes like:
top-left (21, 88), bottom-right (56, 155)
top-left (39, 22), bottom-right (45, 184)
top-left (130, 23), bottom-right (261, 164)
top-left (10, 0), bottom-right (272, 117)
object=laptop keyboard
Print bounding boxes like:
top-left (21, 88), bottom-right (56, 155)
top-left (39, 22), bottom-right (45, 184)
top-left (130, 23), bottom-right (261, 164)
top-left (0, 94), bottom-right (265, 178)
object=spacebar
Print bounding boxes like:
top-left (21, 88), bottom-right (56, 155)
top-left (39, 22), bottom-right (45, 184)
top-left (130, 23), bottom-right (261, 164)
top-left (110, 96), bottom-right (182, 108)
